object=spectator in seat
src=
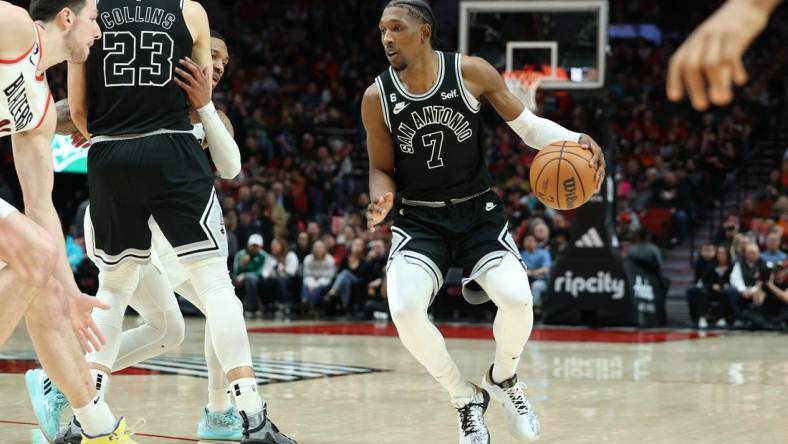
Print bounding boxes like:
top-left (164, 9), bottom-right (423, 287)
top-left (713, 213), bottom-right (740, 249)
top-left (326, 238), bottom-right (371, 315)
top-left (764, 263), bottom-right (788, 327)
top-left (263, 237), bottom-right (300, 316)
top-left (301, 240), bottom-right (336, 311)
top-left (761, 232), bottom-right (787, 265)
top-left (626, 228), bottom-right (664, 274)
top-left (294, 231), bottom-right (312, 264)
top-left (730, 233), bottom-right (752, 262)
top-left (686, 243), bottom-right (716, 327)
top-left (699, 246), bottom-right (737, 328)
top-left (362, 239), bottom-right (389, 319)
top-left (520, 234), bottom-right (551, 308)
top-left (651, 171), bottom-right (691, 245)
top-left (532, 222), bottom-right (551, 249)
top-left (233, 234), bottom-right (268, 318)
top-left (728, 243), bottom-right (769, 327)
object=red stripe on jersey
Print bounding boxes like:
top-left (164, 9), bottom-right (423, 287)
top-left (0, 40), bottom-right (35, 65)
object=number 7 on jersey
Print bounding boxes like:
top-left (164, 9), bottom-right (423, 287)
top-left (422, 131), bottom-right (444, 169)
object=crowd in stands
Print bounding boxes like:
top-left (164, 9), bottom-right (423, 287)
top-left (0, 0), bottom-right (786, 325)
top-left (686, 212), bottom-right (788, 330)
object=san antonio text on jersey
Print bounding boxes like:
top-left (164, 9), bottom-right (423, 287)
top-left (375, 51), bottom-right (492, 202)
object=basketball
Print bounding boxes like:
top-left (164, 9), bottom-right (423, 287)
top-left (529, 141), bottom-right (597, 210)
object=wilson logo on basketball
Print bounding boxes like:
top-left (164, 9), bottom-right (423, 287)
top-left (563, 177), bottom-right (578, 209)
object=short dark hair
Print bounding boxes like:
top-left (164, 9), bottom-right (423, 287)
top-left (384, 0), bottom-right (438, 47)
top-left (30, 0), bottom-right (87, 22)
top-left (210, 30), bottom-right (226, 42)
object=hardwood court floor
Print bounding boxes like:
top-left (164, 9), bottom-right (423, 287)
top-left (1, 318), bottom-right (787, 443)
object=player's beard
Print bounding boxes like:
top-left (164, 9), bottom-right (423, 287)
top-left (64, 29), bottom-right (90, 64)
top-left (391, 61), bottom-right (408, 72)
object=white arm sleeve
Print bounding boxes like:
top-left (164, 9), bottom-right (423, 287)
top-left (507, 106), bottom-right (582, 150)
top-left (197, 102), bottom-right (241, 179)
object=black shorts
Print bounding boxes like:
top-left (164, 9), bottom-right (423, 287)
top-left (388, 190), bottom-right (523, 304)
top-left (87, 132), bottom-right (226, 269)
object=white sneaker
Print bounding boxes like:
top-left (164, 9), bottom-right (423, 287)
top-left (482, 365), bottom-right (541, 441)
top-left (451, 384), bottom-right (491, 444)
top-left (698, 317), bottom-right (708, 329)
top-left (716, 318), bottom-right (728, 328)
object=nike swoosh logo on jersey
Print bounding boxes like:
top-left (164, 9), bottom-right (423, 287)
top-left (486, 202), bottom-right (496, 211)
top-left (393, 102), bottom-right (410, 115)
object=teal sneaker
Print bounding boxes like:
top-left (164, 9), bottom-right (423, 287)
top-left (197, 406), bottom-right (243, 441)
top-left (25, 369), bottom-right (70, 443)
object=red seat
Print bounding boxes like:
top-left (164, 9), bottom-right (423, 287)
top-left (638, 207), bottom-right (673, 244)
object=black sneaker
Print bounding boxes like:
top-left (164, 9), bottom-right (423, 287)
top-left (55, 416), bottom-right (82, 444)
top-left (240, 404), bottom-right (296, 444)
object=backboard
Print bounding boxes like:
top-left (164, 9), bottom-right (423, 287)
top-left (459, 1), bottom-right (609, 89)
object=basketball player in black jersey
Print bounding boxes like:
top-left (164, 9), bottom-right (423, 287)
top-left (363, 1), bottom-right (604, 442)
top-left (66, 1), bottom-right (294, 443)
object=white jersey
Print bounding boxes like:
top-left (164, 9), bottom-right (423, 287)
top-left (0, 23), bottom-right (51, 137)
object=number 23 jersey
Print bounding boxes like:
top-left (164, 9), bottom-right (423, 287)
top-left (86, 0), bottom-right (193, 137)
top-left (375, 51), bottom-right (492, 202)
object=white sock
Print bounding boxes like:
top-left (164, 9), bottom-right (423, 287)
top-left (230, 377), bottom-right (263, 415)
top-left (89, 369), bottom-right (110, 401)
top-left (206, 322), bottom-right (232, 413)
top-left (73, 394), bottom-right (116, 436)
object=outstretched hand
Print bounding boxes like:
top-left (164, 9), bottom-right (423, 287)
top-left (67, 291), bottom-right (110, 353)
top-left (666, 0), bottom-right (771, 110)
top-left (367, 192), bottom-right (394, 232)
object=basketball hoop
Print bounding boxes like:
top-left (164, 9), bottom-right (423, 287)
top-left (503, 70), bottom-right (543, 113)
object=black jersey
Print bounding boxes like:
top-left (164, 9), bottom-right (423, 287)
top-left (86, 0), bottom-right (193, 137)
top-left (375, 51), bottom-right (492, 202)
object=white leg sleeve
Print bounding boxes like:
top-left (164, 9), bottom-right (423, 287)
top-left (86, 262), bottom-right (140, 369)
top-left (387, 255), bottom-right (473, 400)
top-left (183, 258), bottom-right (253, 371)
top-left (174, 280), bottom-right (231, 409)
top-left (474, 254), bottom-right (534, 382)
top-left (113, 263), bottom-right (185, 371)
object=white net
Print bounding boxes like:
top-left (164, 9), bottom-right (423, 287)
top-left (504, 70), bottom-right (543, 113)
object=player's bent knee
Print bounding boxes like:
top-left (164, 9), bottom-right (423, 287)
top-left (387, 256), bottom-right (434, 327)
top-left (162, 309), bottom-right (186, 349)
top-left (481, 255), bottom-right (534, 308)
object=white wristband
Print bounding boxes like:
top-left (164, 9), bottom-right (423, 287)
top-left (507, 106), bottom-right (582, 150)
top-left (196, 101), bottom-right (217, 117)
